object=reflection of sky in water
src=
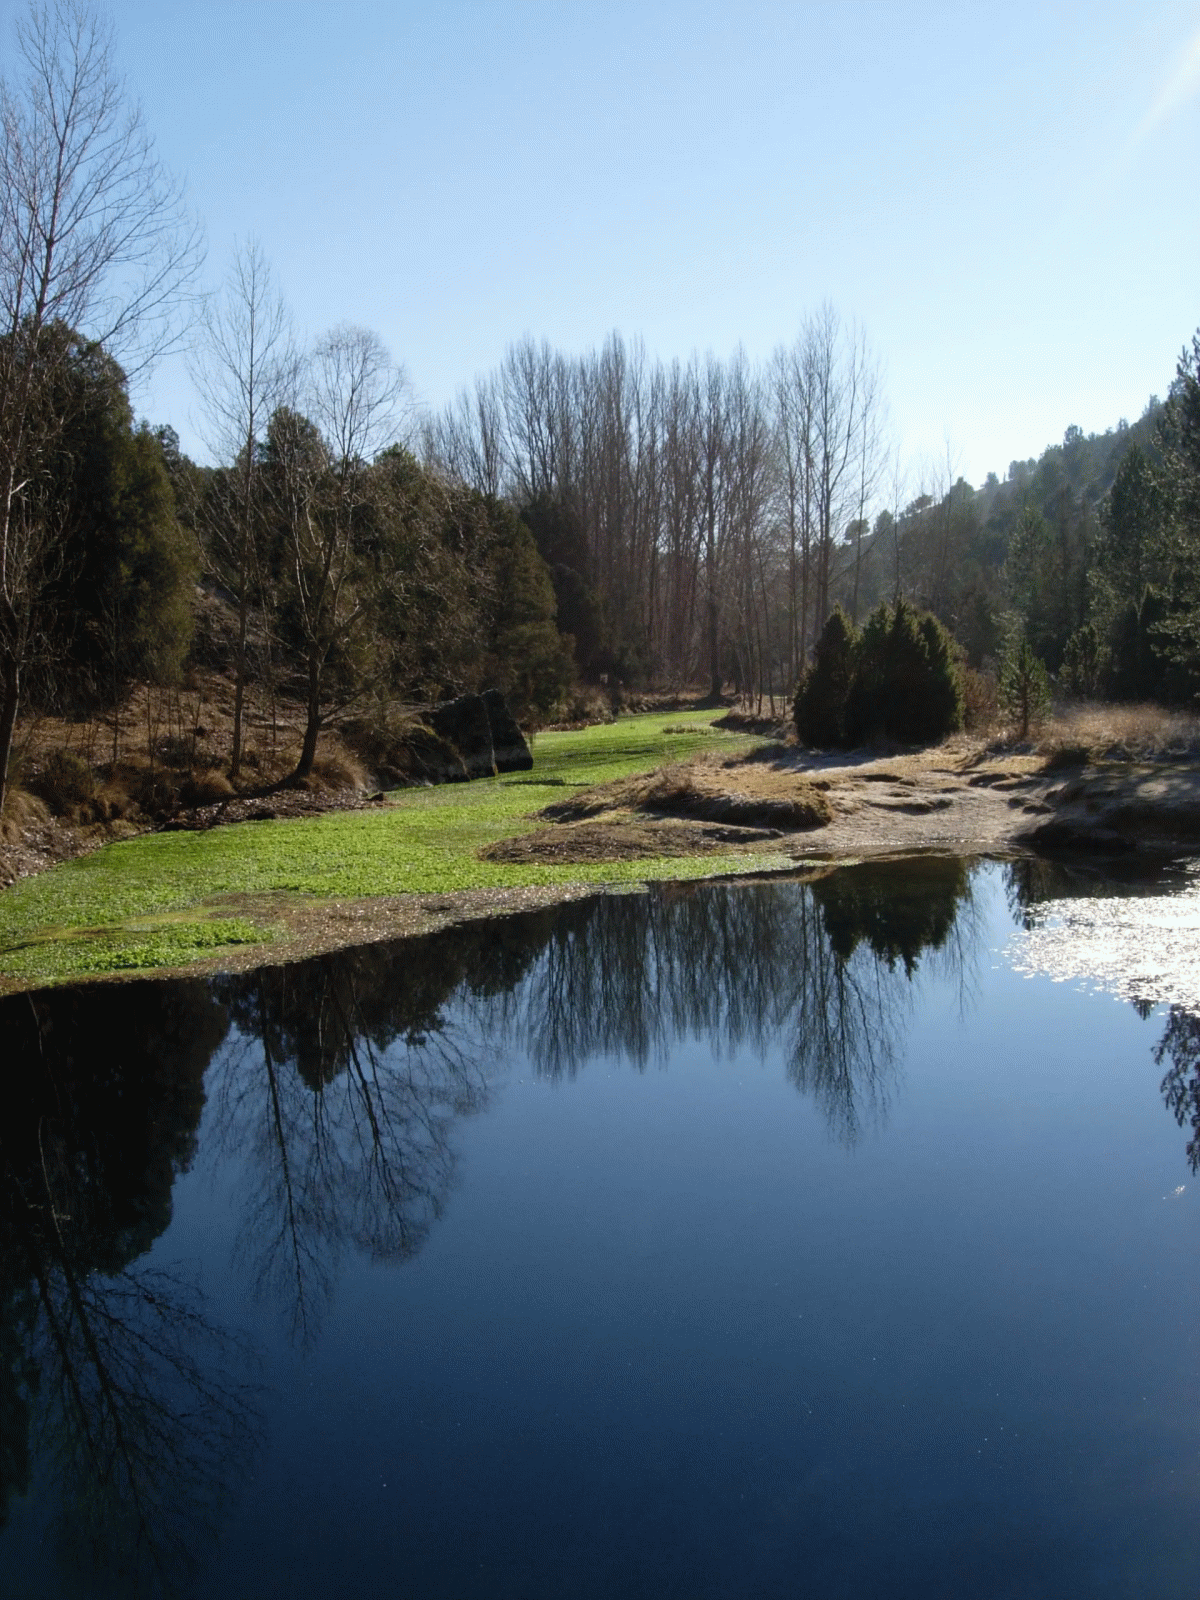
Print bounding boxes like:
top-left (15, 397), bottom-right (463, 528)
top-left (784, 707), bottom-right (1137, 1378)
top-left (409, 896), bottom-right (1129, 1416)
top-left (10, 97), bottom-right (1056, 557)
top-left (1009, 863), bottom-right (1200, 1011)
top-left (3, 864), bottom-right (1199, 1598)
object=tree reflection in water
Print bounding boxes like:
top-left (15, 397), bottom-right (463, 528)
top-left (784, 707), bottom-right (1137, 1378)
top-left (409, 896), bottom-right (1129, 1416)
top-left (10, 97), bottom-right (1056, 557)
top-left (207, 923), bottom-right (540, 1343)
top-left (504, 858), bottom-right (977, 1142)
top-left (206, 865), bottom-right (981, 1344)
top-left (0, 982), bottom-right (260, 1595)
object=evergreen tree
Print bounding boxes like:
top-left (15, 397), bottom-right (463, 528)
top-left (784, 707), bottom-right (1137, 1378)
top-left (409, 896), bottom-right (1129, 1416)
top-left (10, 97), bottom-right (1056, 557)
top-left (999, 635), bottom-right (1051, 737)
top-left (846, 599), bottom-right (962, 745)
top-left (796, 601), bottom-right (962, 749)
top-left (794, 606), bottom-right (859, 747)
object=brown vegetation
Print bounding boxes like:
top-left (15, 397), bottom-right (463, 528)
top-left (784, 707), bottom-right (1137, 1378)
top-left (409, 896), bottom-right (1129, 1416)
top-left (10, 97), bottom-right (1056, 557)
top-left (540, 754), bottom-right (833, 832)
top-left (488, 704), bottom-right (1200, 870)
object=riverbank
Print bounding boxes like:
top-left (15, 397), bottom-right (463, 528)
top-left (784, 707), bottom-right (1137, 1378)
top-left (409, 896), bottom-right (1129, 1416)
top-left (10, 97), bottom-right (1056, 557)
top-left (2, 705), bottom-right (1199, 994)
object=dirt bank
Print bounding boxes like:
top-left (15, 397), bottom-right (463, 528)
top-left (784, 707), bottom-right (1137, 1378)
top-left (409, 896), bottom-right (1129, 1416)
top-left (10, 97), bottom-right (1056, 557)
top-left (485, 737), bottom-right (1200, 866)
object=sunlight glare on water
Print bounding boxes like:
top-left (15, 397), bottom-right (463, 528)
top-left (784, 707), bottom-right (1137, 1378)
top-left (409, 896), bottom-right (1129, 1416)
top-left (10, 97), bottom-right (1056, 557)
top-left (1009, 860), bottom-right (1200, 1011)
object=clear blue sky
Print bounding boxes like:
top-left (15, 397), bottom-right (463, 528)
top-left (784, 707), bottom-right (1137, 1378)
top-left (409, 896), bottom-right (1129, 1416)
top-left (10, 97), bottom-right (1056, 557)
top-left (5, 0), bottom-right (1197, 489)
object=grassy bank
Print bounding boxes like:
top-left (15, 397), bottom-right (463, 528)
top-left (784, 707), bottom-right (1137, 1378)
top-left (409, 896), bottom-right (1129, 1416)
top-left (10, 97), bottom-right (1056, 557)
top-left (0, 711), bottom-right (773, 988)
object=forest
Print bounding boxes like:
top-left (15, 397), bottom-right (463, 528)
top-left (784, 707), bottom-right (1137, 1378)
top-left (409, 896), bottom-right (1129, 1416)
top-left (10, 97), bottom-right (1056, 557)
top-left (3, 2), bottom-right (1200, 820)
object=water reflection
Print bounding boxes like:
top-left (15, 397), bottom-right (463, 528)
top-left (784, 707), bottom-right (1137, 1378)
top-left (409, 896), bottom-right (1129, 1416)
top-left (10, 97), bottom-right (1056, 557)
top-left (1007, 856), bottom-right (1200, 1173)
top-left (9, 855), bottom-right (1195, 1593)
top-left (195, 880), bottom-right (962, 1342)
top-left (208, 942), bottom-right (500, 1343)
top-left (507, 859), bottom-right (977, 1140)
top-left (0, 983), bottom-right (259, 1594)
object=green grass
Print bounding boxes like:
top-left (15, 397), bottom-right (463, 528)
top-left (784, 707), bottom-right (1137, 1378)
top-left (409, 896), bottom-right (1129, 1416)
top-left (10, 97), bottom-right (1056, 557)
top-left (0, 711), bottom-right (777, 986)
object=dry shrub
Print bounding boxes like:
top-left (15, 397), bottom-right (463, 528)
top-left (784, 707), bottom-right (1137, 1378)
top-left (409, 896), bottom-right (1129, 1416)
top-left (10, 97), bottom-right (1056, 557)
top-left (28, 748), bottom-right (96, 816)
top-left (1036, 703), bottom-right (1200, 764)
top-left (546, 686), bottom-right (616, 729)
top-left (309, 742), bottom-right (369, 792)
top-left (92, 781), bottom-right (140, 822)
top-left (179, 769), bottom-right (236, 806)
top-left (0, 786), bottom-right (49, 843)
top-left (960, 667), bottom-right (999, 733)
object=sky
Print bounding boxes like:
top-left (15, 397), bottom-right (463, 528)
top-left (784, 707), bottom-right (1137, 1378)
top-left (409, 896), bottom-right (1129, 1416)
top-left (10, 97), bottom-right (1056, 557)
top-left (3, 0), bottom-right (1198, 491)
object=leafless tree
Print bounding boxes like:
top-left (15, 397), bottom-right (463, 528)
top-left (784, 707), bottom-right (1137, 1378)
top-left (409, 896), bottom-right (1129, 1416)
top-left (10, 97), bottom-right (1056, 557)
top-left (770, 309), bottom-right (884, 670)
top-left (190, 241), bottom-right (296, 776)
top-left (280, 324), bottom-right (406, 779)
top-left (422, 371), bottom-right (506, 498)
top-left (0, 0), bottom-right (201, 810)
top-left (421, 316), bottom-right (886, 704)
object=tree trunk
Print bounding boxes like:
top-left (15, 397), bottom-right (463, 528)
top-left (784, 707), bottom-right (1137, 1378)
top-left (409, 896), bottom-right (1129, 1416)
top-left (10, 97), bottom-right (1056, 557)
top-left (0, 656), bottom-right (20, 816)
top-left (293, 653), bottom-right (322, 780)
top-left (229, 566), bottom-right (250, 779)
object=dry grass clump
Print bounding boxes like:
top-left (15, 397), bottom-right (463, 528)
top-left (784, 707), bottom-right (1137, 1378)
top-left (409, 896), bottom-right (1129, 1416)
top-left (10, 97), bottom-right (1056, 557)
top-left (179, 769), bottom-right (236, 806)
top-left (542, 757), bottom-right (832, 832)
top-left (309, 743), bottom-right (370, 792)
top-left (960, 667), bottom-right (999, 732)
top-left (0, 786), bottom-right (50, 843)
top-left (1035, 703), bottom-right (1200, 764)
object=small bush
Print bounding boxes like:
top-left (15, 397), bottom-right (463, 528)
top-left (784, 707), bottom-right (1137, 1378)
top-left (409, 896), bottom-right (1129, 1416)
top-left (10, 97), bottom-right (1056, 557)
top-left (960, 666), bottom-right (998, 731)
top-left (310, 747), bottom-right (369, 792)
top-left (29, 748), bottom-right (96, 815)
top-left (555, 685), bottom-right (617, 728)
top-left (179, 770), bottom-right (236, 806)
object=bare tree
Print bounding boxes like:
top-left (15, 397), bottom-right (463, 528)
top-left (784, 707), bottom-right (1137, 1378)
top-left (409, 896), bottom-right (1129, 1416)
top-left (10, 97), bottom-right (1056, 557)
top-left (422, 372), bottom-right (506, 498)
top-left (190, 241), bottom-right (295, 776)
top-left (276, 325), bottom-right (406, 780)
top-left (0, 0), bottom-right (201, 810)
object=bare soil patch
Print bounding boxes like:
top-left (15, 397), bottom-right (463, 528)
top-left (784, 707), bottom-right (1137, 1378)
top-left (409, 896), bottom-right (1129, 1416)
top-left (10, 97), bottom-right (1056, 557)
top-left (482, 817), bottom-right (783, 864)
top-left (488, 726), bottom-right (1200, 867)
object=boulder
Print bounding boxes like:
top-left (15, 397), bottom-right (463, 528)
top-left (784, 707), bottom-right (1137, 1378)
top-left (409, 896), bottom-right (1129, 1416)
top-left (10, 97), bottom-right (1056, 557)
top-left (428, 694), bottom-right (497, 780)
top-left (482, 688), bottom-right (533, 772)
top-left (396, 724), bottom-right (469, 785)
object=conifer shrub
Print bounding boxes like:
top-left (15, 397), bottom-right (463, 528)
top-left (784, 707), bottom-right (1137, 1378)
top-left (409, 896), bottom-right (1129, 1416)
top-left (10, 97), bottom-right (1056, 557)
top-left (795, 601), bottom-right (964, 749)
top-left (794, 606), bottom-right (859, 747)
top-left (999, 636), bottom-right (1052, 738)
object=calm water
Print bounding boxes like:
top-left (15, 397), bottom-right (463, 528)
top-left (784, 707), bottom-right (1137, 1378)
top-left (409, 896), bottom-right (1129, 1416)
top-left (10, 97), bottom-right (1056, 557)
top-left (1, 856), bottom-right (1198, 1599)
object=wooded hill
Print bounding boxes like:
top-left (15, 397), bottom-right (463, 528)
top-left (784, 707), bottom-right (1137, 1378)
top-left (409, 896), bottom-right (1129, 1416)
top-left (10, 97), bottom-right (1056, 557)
top-left (10, 325), bottom-right (1200, 797)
